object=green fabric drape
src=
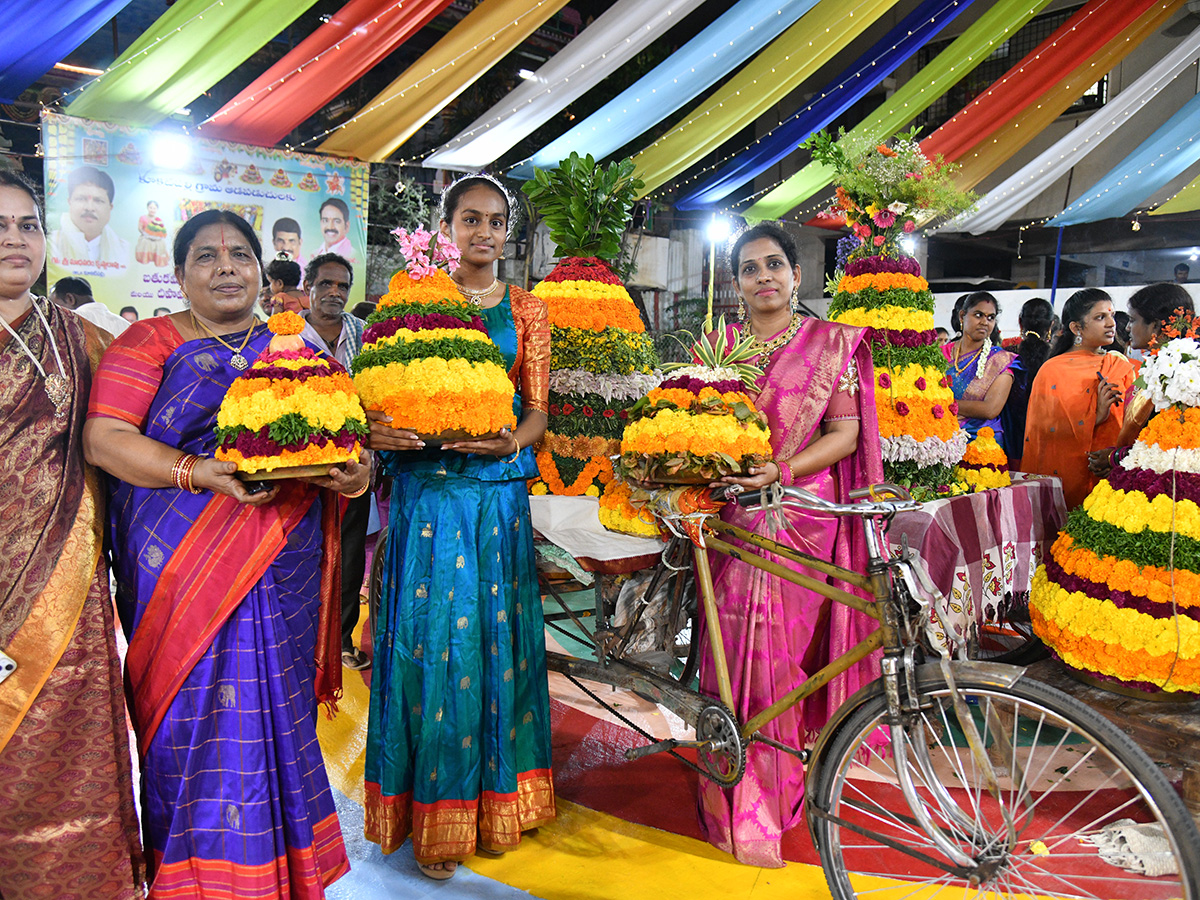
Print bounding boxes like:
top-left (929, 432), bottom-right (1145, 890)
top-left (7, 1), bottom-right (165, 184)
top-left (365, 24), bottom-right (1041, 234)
top-left (743, 0), bottom-right (1055, 222)
top-left (66, 0), bottom-right (320, 127)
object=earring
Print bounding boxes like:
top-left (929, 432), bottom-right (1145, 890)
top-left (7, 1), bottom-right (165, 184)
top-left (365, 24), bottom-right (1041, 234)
top-left (1074, 333), bottom-right (1082, 346)
top-left (790, 287), bottom-right (799, 314)
top-left (737, 297), bottom-right (747, 322)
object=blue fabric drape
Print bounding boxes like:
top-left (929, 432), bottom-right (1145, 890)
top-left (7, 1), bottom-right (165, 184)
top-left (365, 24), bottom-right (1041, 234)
top-left (508, 0), bottom-right (821, 179)
top-left (675, 0), bottom-right (973, 210)
top-left (1048, 89), bottom-right (1200, 227)
top-left (0, 0), bottom-right (134, 102)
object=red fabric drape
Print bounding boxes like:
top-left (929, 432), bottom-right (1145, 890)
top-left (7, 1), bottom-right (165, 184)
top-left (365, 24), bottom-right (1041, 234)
top-left (201, 0), bottom-right (452, 147)
top-left (920, 0), bottom-right (1160, 163)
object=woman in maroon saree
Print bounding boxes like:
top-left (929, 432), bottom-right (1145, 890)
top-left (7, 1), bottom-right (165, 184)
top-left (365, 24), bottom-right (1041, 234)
top-left (85, 210), bottom-right (368, 897)
top-left (700, 224), bottom-right (883, 867)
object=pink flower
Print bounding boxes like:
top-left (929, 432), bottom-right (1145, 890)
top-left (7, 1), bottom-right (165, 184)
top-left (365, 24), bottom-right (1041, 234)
top-left (932, 405), bottom-right (945, 419)
top-left (895, 401), bottom-right (910, 417)
top-left (853, 224), bottom-right (872, 239)
top-left (949, 401), bottom-right (959, 415)
top-left (873, 235), bottom-right (886, 247)
top-left (872, 210), bottom-right (896, 229)
top-left (878, 372), bottom-right (891, 389)
top-left (903, 220), bottom-right (916, 234)
top-left (915, 377), bottom-right (927, 391)
top-left (905, 172), bottom-right (923, 181)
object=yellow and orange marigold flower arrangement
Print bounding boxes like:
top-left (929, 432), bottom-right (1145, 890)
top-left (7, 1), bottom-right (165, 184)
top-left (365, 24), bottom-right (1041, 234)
top-left (617, 321), bottom-right (771, 485)
top-left (807, 128), bottom-right (974, 496)
top-left (215, 311), bottom-right (368, 472)
top-left (352, 228), bottom-right (516, 439)
top-left (953, 427), bottom-right (1010, 492)
top-left (1030, 329), bottom-right (1200, 694)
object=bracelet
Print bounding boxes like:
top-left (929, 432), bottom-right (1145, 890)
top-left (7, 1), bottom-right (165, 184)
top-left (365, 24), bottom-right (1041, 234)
top-left (774, 457), bottom-right (794, 487)
top-left (171, 453), bottom-right (203, 494)
top-left (343, 482), bottom-right (370, 499)
top-left (503, 435), bottom-right (521, 465)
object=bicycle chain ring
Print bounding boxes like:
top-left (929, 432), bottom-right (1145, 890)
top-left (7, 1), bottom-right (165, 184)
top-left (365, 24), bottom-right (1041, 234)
top-left (696, 703), bottom-right (746, 786)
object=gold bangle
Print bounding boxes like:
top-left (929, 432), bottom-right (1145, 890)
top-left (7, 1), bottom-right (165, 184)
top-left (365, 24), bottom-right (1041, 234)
top-left (344, 482), bottom-right (370, 499)
top-left (503, 435), bottom-right (521, 465)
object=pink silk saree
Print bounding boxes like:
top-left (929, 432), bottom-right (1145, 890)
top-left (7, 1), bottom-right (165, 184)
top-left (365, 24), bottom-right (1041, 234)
top-left (698, 318), bottom-right (884, 867)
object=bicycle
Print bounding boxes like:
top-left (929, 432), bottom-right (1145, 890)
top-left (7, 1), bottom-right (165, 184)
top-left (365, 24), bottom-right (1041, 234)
top-left (542, 481), bottom-right (1200, 899)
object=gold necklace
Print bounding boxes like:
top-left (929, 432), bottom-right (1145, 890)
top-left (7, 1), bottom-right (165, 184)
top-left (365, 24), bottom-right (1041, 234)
top-left (190, 310), bottom-right (258, 370)
top-left (0, 296), bottom-right (69, 418)
top-left (451, 278), bottom-right (498, 308)
top-left (747, 314), bottom-right (803, 357)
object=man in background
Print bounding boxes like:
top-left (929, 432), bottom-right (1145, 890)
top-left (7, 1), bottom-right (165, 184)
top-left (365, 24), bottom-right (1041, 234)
top-left (317, 199), bottom-right (356, 264)
top-left (1176, 263), bottom-right (1190, 283)
top-left (271, 217), bottom-right (305, 268)
top-left (50, 276), bottom-right (129, 335)
top-left (299, 253), bottom-right (373, 670)
top-left (51, 166), bottom-right (130, 266)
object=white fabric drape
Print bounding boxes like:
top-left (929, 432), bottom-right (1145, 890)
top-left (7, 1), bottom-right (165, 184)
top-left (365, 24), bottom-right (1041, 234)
top-left (422, 0), bottom-right (706, 171)
top-left (947, 27), bottom-right (1200, 235)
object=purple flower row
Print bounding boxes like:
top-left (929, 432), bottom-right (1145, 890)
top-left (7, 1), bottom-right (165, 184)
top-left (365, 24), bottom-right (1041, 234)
top-left (364, 312), bottom-right (486, 344)
top-left (844, 255), bottom-right (921, 278)
top-left (660, 375), bottom-right (744, 395)
top-left (248, 365), bottom-right (332, 382)
top-left (865, 327), bottom-right (938, 349)
top-left (1044, 556), bottom-right (1200, 623)
top-left (222, 426), bottom-right (358, 457)
top-left (1108, 464), bottom-right (1200, 505)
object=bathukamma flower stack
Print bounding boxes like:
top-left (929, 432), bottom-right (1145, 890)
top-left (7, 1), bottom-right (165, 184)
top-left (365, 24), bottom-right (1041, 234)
top-left (352, 228), bottom-right (516, 439)
top-left (953, 427), bottom-right (1010, 492)
top-left (215, 311), bottom-right (368, 472)
top-left (1030, 333), bottom-right (1200, 694)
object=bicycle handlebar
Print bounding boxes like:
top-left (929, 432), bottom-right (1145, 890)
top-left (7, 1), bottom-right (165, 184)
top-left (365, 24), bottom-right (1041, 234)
top-left (733, 483), bottom-right (920, 517)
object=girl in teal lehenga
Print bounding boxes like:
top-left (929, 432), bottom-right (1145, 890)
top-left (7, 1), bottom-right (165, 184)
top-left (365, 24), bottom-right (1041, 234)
top-left (362, 176), bottom-right (555, 880)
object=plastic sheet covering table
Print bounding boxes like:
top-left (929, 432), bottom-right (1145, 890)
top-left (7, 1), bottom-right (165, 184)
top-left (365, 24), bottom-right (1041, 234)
top-left (888, 475), bottom-right (1066, 655)
top-left (529, 495), bottom-right (662, 573)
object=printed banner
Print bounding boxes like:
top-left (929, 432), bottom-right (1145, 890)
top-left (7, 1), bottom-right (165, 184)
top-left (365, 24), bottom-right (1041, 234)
top-left (42, 112), bottom-right (369, 319)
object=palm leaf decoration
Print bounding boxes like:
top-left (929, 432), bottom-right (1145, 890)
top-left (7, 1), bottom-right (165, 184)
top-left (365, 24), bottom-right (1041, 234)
top-left (663, 316), bottom-right (764, 391)
top-left (521, 152), bottom-right (644, 261)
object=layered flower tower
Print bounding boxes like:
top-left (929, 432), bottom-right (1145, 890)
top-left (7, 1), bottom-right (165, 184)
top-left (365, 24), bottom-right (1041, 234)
top-left (215, 311), bottom-right (368, 473)
top-left (353, 228), bottom-right (516, 439)
top-left (618, 320), bottom-right (771, 487)
top-left (1030, 328), bottom-right (1200, 694)
top-left (522, 153), bottom-right (660, 527)
top-left (807, 128), bottom-right (975, 494)
top-left (954, 427), bottom-right (1011, 492)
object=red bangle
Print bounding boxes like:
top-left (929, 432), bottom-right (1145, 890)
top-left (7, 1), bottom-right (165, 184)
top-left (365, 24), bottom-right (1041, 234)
top-left (775, 458), bottom-right (794, 486)
top-left (171, 453), bottom-right (203, 494)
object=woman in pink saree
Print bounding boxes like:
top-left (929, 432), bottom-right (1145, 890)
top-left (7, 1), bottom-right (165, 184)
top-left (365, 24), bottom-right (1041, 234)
top-left (700, 223), bottom-right (883, 867)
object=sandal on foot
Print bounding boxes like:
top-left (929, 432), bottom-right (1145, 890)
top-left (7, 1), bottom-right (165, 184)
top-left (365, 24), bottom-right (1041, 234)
top-left (418, 861), bottom-right (457, 880)
top-left (475, 846), bottom-right (506, 858)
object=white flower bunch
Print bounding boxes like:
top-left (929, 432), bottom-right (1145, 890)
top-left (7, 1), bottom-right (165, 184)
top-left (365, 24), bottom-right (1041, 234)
top-left (1124, 440), bottom-right (1200, 475)
top-left (1140, 337), bottom-right (1200, 410)
top-left (665, 364), bottom-right (744, 384)
top-left (882, 430), bottom-right (969, 466)
top-left (550, 369), bottom-right (662, 402)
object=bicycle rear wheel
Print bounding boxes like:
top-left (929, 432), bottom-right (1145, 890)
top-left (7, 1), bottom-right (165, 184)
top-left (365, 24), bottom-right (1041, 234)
top-left (808, 671), bottom-right (1200, 899)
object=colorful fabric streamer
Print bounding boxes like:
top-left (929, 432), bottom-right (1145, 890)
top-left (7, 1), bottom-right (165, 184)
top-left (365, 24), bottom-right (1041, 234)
top-left (673, 0), bottom-right (972, 210)
top-left (319, 0), bottom-right (569, 161)
top-left (507, 0), bottom-right (822, 179)
top-left (65, 0), bottom-right (321, 127)
top-left (632, 0), bottom-right (904, 199)
top-left (742, 0), bottom-right (1055, 222)
top-left (0, 0), bottom-right (133, 103)
top-left (201, 0), bottom-right (452, 148)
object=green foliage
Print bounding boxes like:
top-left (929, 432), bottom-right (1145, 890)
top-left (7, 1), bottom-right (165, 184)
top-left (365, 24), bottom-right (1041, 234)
top-left (546, 392), bottom-right (627, 438)
top-left (1066, 507), bottom-right (1200, 574)
top-left (882, 459), bottom-right (957, 499)
top-left (521, 153), bottom-right (644, 261)
top-left (352, 336), bottom-right (505, 373)
top-left (549, 325), bottom-right (657, 375)
top-left (868, 342), bottom-right (947, 371)
top-left (828, 287), bottom-right (935, 318)
top-left (661, 315), bottom-right (764, 391)
top-left (368, 169), bottom-right (430, 244)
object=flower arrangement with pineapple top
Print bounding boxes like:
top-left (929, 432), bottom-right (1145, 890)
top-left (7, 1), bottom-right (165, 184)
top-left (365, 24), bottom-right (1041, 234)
top-left (214, 311), bottom-right (368, 473)
top-left (617, 319), bottom-right (771, 484)
top-left (352, 227), bottom-right (516, 439)
top-left (522, 152), bottom-right (660, 500)
top-left (806, 128), bottom-right (976, 495)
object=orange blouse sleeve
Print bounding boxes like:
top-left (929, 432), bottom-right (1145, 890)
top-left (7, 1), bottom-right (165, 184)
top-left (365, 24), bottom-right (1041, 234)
top-left (511, 286), bottom-right (550, 414)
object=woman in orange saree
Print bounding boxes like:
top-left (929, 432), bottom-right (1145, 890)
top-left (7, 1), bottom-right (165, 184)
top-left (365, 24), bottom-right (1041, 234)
top-left (1023, 288), bottom-right (1135, 508)
top-left (0, 172), bottom-right (143, 899)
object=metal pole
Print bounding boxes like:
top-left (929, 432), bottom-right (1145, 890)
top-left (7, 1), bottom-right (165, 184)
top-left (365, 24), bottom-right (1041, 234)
top-left (706, 240), bottom-right (716, 333)
top-left (1050, 226), bottom-right (1064, 307)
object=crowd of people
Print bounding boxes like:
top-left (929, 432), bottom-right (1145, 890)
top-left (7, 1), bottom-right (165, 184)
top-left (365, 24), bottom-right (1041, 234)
top-left (3, 155), bottom-right (1196, 897)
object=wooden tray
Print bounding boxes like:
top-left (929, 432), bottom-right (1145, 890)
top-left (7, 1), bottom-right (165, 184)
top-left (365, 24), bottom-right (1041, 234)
top-left (236, 463), bottom-right (340, 481)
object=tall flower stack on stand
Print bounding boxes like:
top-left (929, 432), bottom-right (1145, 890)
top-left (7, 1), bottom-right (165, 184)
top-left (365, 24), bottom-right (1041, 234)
top-left (1030, 321), bottom-right (1200, 695)
top-left (617, 320), bottom-right (772, 487)
top-left (954, 427), bottom-right (1011, 492)
top-left (215, 311), bottom-right (368, 476)
top-left (807, 128), bottom-right (975, 496)
top-left (352, 228), bottom-right (516, 440)
top-left (522, 153), bottom-right (661, 535)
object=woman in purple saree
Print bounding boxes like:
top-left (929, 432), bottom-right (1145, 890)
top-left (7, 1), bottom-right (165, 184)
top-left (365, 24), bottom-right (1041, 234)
top-left (699, 224), bottom-right (883, 867)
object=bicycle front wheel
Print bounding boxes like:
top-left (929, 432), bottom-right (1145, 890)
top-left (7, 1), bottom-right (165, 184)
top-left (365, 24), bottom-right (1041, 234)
top-left (808, 671), bottom-right (1200, 900)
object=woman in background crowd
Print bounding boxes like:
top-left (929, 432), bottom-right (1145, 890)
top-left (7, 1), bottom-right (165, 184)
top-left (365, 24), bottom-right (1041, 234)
top-left (85, 208), bottom-right (363, 897)
top-left (0, 170), bottom-right (143, 900)
top-left (1023, 288), bottom-right (1134, 507)
top-left (1000, 297), bottom-right (1053, 467)
top-left (943, 292), bottom-right (1015, 443)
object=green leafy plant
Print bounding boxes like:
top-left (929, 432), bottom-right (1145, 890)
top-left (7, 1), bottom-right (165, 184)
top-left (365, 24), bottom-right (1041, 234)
top-left (661, 316), bottom-right (765, 391)
top-left (521, 152), bottom-right (644, 261)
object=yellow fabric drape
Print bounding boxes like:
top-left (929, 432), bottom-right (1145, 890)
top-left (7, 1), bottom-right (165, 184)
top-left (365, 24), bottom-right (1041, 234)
top-left (319, 0), bottom-right (569, 161)
top-left (631, 0), bottom-right (901, 198)
top-left (952, 0), bottom-right (1182, 192)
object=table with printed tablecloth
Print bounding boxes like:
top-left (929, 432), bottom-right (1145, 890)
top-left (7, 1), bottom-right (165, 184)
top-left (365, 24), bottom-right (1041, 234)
top-left (888, 475), bottom-right (1067, 656)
